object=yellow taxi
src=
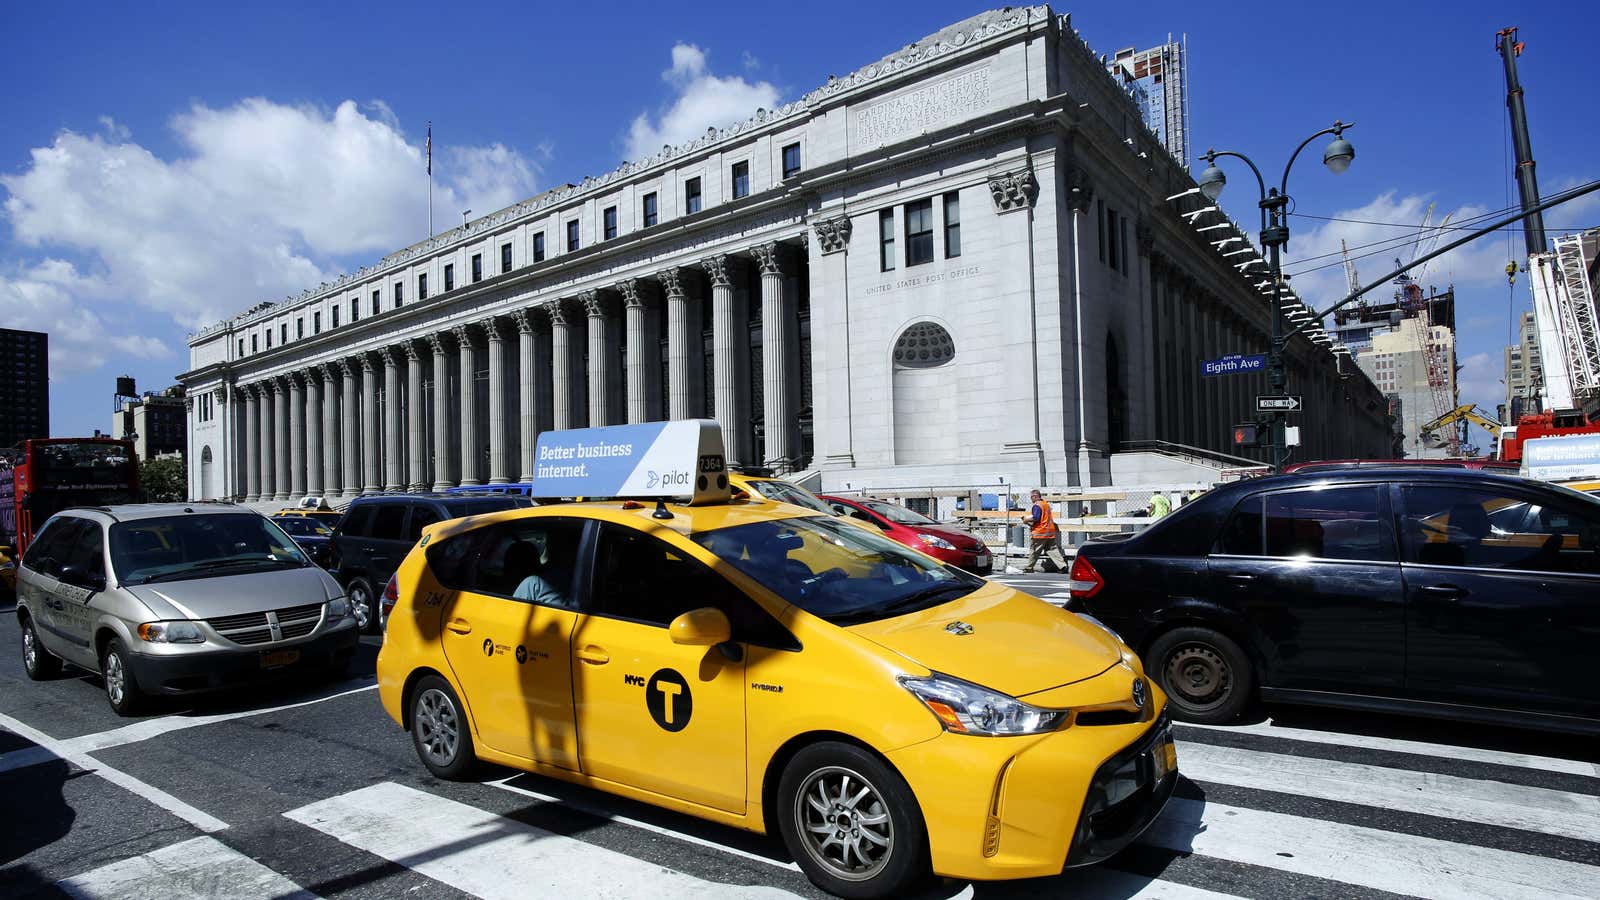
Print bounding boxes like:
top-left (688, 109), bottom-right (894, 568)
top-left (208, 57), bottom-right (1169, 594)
top-left (272, 508), bottom-right (343, 527)
top-left (376, 422), bottom-right (1175, 898)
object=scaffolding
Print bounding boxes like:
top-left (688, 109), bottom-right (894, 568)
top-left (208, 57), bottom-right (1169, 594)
top-left (1549, 229), bottom-right (1600, 404)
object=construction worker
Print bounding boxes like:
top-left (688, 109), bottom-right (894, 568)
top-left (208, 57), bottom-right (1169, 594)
top-left (1021, 489), bottom-right (1068, 573)
top-left (1147, 492), bottom-right (1172, 519)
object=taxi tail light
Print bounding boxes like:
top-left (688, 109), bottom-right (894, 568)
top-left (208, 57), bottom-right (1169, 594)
top-left (1068, 554), bottom-right (1104, 600)
top-left (381, 574), bottom-right (400, 622)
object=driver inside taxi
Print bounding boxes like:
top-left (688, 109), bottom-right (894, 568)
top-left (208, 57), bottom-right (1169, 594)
top-left (508, 533), bottom-right (575, 608)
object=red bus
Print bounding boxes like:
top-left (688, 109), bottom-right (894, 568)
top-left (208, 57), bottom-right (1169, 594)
top-left (0, 437), bottom-right (140, 557)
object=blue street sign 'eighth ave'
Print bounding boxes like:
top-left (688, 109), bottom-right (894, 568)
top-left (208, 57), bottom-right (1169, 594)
top-left (1201, 353), bottom-right (1266, 377)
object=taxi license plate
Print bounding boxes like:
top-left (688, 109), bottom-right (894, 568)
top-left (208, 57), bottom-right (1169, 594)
top-left (260, 649), bottom-right (300, 669)
top-left (1152, 734), bottom-right (1177, 782)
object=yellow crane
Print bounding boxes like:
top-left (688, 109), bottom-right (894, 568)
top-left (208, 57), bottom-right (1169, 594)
top-left (1420, 403), bottom-right (1503, 446)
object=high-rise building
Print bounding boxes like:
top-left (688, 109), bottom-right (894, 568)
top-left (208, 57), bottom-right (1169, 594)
top-left (1503, 310), bottom-right (1542, 419)
top-left (0, 328), bottom-right (49, 447)
top-left (1355, 316), bottom-right (1458, 458)
top-left (112, 387), bottom-right (187, 461)
top-left (1108, 37), bottom-right (1190, 166)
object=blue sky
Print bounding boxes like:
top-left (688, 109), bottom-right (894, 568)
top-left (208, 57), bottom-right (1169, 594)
top-left (3, 0), bottom-right (1596, 445)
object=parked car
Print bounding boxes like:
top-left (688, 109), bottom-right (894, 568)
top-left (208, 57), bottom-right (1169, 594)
top-left (331, 493), bottom-right (533, 632)
top-left (272, 508), bottom-right (343, 527)
top-left (16, 503), bottom-right (358, 715)
top-left (1071, 468), bottom-right (1600, 735)
top-left (443, 483), bottom-right (534, 497)
top-left (1282, 458), bottom-right (1519, 474)
top-left (276, 516), bottom-right (334, 567)
top-left (818, 495), bottom-right (991, 574)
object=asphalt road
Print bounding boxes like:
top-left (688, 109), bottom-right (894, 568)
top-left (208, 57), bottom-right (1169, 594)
top-left (3, 579), bottom-right (1598, 900)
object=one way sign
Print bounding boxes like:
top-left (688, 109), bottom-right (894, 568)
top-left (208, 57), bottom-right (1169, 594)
top-left (1256, 395), bottom-right (1303, 412)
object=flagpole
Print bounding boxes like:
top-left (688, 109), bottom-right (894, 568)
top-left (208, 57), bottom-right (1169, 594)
top-left (426, 121), bottom-right (433, 237)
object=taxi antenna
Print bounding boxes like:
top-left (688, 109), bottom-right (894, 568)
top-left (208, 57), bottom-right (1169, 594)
top-left (652, 499), bottom-right (674, 520)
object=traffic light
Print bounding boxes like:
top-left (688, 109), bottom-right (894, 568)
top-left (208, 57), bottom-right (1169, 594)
top-left (1233, 423), bottom-right (1259, 447)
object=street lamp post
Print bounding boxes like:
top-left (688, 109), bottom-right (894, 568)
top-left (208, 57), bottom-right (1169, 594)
top-left (1196, 122), bottom-right (1356, 469)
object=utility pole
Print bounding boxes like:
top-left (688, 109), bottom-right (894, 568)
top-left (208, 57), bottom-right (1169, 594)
top-left (1497, 27), bottom-right (1547, 256)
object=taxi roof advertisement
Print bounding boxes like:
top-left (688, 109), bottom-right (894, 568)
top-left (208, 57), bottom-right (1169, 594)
top-left (530, 419), bottom-right (731, 504)
top-left (1520, 432), bottom-right (1600, 482)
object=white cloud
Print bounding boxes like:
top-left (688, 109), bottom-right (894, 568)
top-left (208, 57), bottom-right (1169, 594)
top-left (625, 43), bottom-right (781, 161)
top-left (0, 98), bottom-right (540, 376)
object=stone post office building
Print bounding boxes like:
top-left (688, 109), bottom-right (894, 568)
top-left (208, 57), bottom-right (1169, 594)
top-left (181, 6), bottom-right (1392, 504)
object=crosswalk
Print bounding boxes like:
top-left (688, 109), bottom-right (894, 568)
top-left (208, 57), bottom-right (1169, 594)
top-left (45, 718), bottom-right (1600, 899)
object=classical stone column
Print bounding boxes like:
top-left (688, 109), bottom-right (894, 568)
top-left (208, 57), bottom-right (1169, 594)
top-left (360, 354), bottom-right (381, 494)
top-left (620, 279), bottom-right (648, 423)
top-left (485, 318), bottom-right (510, 484)
top-left (304, 372), bottom-right (322, 497)
top-left (430, 333), bottom-right (452, 491)
top-left (382, 347), bottom-right (404, 492)
top-left (455, 324), bottom-right (480, 486)
top-left (513, 309), bottom-right (539, 482)
top-left (319, 363), bottom-right (340, 498)
top-left (550, 301), bottom-right (574, 431)
top-left (405, 341), bottom-right (427, 491)
top-left (288, 374), bottom-right (306, 499)
top-left (243, 386), bottom-right (261, 502)
top-left (581, 290), bottom-right (611, 428)
top-left (700, 253), bottom-right (741, 462)
top-left (660, 267), bottom-right (691, 420)
top-left (753, 242), bottom-right (793, 470)
top-left (271, 380), bottom-right (290, 501)
top-left (340, 358), bottom-right (360, 501)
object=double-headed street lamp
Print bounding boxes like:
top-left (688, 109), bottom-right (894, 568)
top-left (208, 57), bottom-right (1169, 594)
top-left (1196, 122), bottom-right (1356, 469)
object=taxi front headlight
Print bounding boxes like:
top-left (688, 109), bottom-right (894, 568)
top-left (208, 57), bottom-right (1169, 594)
top-left (137, 621), bottom-right (204, 644)
top-left (326, 596), bottom-right (350, 620)
top-left (899, 672), bottom-right (1066, 736)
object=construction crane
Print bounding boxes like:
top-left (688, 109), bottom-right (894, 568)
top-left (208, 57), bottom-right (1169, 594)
top-left (1341, 239), bottom-right (1361, 314)
top-left (1420, 403), bottom-right (1503, 453)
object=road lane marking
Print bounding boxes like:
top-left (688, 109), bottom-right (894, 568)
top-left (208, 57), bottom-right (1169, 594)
top-left (0, 710), bottom-right (229, 833)
top-left (1180, 719), bottom-right (1600, 778)
top-left (284, 781), bottom-right (801, 898)
top-left (0, 680), bottom-right (378, 776)
top-left (946, 866), bottom-right (1245, 899)
top-left (1143, 798), bottom-right (1600, 899)
top-left (1177, 741), bottom-right (1600, 842)
top-left (56, 835), bottom-right (317, 899)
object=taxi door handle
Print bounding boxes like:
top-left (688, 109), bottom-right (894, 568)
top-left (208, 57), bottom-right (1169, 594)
top-left (446, 618), bottom-right (472, 635)
top-left (576, 645), bottom-right (610, 666)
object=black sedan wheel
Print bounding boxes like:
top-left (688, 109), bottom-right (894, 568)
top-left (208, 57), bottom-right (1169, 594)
top-left (1148, 626), bottom-right (1255, 724)
top-left (346, 577), bottom-right (376, 634)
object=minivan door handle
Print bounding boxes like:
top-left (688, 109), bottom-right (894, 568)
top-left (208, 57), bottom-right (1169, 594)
top-left (576, 645), bottom-right (610, 666)
top-left (445, 618), bottom-right (472, 635)
top-left (1419, 584), bottom-right (1467, 600)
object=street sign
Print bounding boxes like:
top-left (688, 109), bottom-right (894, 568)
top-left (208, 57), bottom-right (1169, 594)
top-left (1256, 395), bottom-right (1303, 412)
top-left (1232, 423), bottom-right (1259, 447)
top-left (1201, 353), bottom-right (1266, 377)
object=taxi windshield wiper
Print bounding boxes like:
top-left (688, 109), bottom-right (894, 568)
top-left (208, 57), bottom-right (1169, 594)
top-left (831, 582), bottom-right (972, 624)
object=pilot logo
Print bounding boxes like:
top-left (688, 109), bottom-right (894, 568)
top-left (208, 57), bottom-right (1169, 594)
top-left (646, 469), bottom-right (659, 489)
top-left (1131, 677), bottom-right (1148, 710)
top-left (482, 638), bottom-right (494, 657)
top-left (515, 645), bottom-right (528, 664)
top-left (645, 668), bottom-right (693, 732)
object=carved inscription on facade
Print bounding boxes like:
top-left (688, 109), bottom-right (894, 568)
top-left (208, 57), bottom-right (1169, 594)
top-left (854, 66), bottom-right (992, 149)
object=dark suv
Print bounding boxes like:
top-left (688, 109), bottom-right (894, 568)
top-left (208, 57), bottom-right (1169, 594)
top-left (332, 493), bottom-right (532, 631)
top-left (1071, 468), bottom-right (1600, 735)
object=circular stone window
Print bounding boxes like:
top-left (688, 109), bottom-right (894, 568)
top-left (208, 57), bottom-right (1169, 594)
top-left (893, 321), bottom-right (956, 369)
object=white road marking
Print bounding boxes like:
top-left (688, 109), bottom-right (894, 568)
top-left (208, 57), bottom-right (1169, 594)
top-left (284, 781), bottom-right (801, 898)
top-left (56, 835), bottom-right (316, 900)
top-left (1180, 718), bottom-right (1600, 778)
top-left (0, 711), bottom-right (229, 833)
top-left (1143, 798), bottom-right (1600, 899)
top-left (946, 866), bottom-right (1245, 899)
top-left (1177, 740), bottom-right (1600, 842)
top-left (486, 774), bottom-right (801, 873)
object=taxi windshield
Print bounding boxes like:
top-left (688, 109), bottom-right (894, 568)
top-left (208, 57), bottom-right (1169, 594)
top-left (750, 479), bottom-right (834, 514)
top-left (693, 515), bottom-right (983, 625)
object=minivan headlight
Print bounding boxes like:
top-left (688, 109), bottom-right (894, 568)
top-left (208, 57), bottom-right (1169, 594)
top-left (137, 621), bottom-right (204, 644)
top-left (326, 596), bottom-right (350, 619)
top-left (898, 672), bottom-right (1066, 736)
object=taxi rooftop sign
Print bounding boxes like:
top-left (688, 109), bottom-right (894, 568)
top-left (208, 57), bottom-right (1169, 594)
top-left (1521, 433), bottom-right (1600, 482)
top-left (531, 419), bottom-right (731, 505)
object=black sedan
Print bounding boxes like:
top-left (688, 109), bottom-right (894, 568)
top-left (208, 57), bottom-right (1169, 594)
top-left (274, 515), bottom-right (335, 567)
top-left (1071, 467), bottom-right (1600, 735)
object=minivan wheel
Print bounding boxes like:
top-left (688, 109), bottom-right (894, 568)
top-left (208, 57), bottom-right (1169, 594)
top-left (347, 577), bottom-right (376, 634)
top-left (21, 615), bottom-right (62, 680)
top-left (1147, 626), bottom-right (1255, 724)
top-left (410, 675), bottom-right (477, 780)
top-left (101, 638), bottom-right (147, 717)
top-left (776, 742), bottom-right (929, 900)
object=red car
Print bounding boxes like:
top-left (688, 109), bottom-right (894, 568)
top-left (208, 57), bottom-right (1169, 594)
top-left (818, 495), bottom-right (993, 574)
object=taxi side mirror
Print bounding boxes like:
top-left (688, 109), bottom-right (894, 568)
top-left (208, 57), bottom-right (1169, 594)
top-left (669, 607), bottom-right (731, 647)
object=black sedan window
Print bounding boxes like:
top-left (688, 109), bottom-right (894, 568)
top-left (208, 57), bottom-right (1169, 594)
top-left (1401, 486), bottom-right (1600, 575)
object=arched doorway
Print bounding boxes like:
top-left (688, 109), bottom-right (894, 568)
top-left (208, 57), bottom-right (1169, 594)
top-left (200, 445), bottom-right (214, 500)
top-left (891, 321), bottom-right (958, 465)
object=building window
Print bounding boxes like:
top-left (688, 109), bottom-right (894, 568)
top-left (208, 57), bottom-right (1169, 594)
top-left (906, 199), bottom-right (934, 266)
top-left (685, 177), bottom-right (702, 214)
top-left (603, 205), bottom-right (618, 240)
top-left (642, 192), bottom-right (658, 228)
top-left (471, 253), bottom-right (483, 283)
top-left (332, 307), bottom-right (340, 328)
top-left (265, 329), bottom-right (272, 349)
top-left (943, 192), bottom-right (961, 258)
top-left (893, 321), bottom-right (955, 368)
top-left (352, 299), bottom-right (360, 322)
top-left (394, 281), bottom-right (405, 307)
top-left (532, 232), bottom-right (545, 262)
top-left (417, 272), bottom-right (428, 301)
top-left (731, 161), bottom-right (749, 199)
top-left (501, 242), bottom-right (513, 274)
top-left (1119, 216), bottom-right (1130, 276)
top-left (313, 312), bottom-right (321, 335)
top-left (1096, 200), bottom-right (1106, 263)
top-left (444, 263), bottom-right (455, 292)
top-left (879, 209), bottom-right (895, 272)
top-left (782, 143), bottom-right (801, 179)
top-left (566, 220), bottom-right (580, 252)
top-left (239, 338), bottom-right (245, 356)
top-left (280, 323), bottom-right (287, 344)
top-left (371, 290), bottom-right (380, 316)
top-left (1105, 207), bottom-right (1119, 272)
top-left (296, 318), bottom-right (304, 339)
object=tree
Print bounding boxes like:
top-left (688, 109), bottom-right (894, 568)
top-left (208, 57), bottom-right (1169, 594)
top-left (141, 456), bottom-right (186, 503)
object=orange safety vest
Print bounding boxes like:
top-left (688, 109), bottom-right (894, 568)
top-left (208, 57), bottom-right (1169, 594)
top-left (1031, 500), bottom-right (1058, 539)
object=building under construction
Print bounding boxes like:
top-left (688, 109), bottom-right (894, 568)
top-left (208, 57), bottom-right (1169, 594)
top-left (1108, 36), bottom-right (1190, 167)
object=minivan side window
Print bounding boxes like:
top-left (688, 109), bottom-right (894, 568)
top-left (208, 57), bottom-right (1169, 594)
top-left (23, 517), bottom-right (82, 577)
top-left (370, 503), bottom-right (408, 541)
top-left (1263, 486), bottom-right (1393, 562)
top-left (65, 522), bottom-right (105, 581)
top-left (406, 506), bottom-right (443, 541)
top-left (1400, 485), bottom-right (1600, 574)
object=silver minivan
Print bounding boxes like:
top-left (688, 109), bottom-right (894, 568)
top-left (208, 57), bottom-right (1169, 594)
top-left (16, 503), bottom-right (359, 715)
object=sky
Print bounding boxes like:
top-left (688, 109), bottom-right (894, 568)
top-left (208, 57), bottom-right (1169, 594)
top-left (2, 0), bottom-right (1596, 446)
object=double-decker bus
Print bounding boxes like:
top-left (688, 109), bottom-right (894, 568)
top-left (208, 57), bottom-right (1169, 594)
top-left (0, 437), bottom-right (140, 557)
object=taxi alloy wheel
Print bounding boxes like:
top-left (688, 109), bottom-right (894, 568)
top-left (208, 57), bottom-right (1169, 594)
top-left (1148, 625), bottom-right (1255, 725)
top-left (778, 742), bottom-right (928, 899)
top-left (410, 675), bottom-right (477, 780)
top-left (21, 615), bottom-right (62, 680)
top-left (101, 638), bottom-right (146, 717)
top-left (347, 577), bottom-right (376, 634)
